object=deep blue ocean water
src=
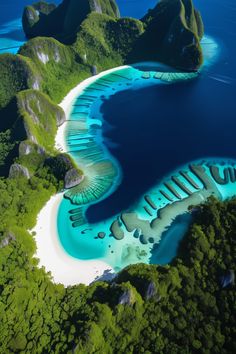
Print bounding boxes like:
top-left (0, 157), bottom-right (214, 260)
top-left (85, 0), bottom-right (236, 222)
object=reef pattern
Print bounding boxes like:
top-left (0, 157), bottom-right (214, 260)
top-left (57, 37), bottom-right (224, 269)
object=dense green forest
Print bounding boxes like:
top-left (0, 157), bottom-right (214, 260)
top-left (0, 188), bottom-right (235, 353)
top-left (0, 0), bottom-right (235, 353)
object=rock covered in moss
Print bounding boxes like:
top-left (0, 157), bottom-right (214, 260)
top-left (18, 141), bottom-right (45, 157)
top-left (0, 232), bottom-right (16, 248)
top-left (73, 12), bottom-right (144, 68)
top-left (145, 282), bottom-right (157, 300)
top-left (64, 168), bottom-right (84, 189)
top-left (22, 0), bottom-right (120, 40)
top-left (16, 89), bottom-right (65, 152)
top-left (118, 289), bottom-right (135, 306)
top-left (45, 153), bottom-right (84, 186)
top-left (22, 1), bottom-right (56, 38)
top-left (129, 0), bottom-right (204, 71)
top-left (19, 141), bottom-right (34, 156)
top-left (0, 54), bottom-right (40, 110)
top-left (9, 163), bottom-right (30, 179)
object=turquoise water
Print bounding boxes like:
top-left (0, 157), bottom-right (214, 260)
top-left (1, 0), bottom-right (236, 272)
top-left (57, 35), bottom-right (236, 271)
top-left (0, 18), bottom-right (26, 54)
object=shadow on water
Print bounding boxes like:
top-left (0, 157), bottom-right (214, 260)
top-left (149, 213), bottom-right (192, 265)
top-left (86, 72), bottom-right (236, 223)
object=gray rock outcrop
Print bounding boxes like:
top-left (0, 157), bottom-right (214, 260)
top-left (118, 289), bottom-right (135, 305)
top-left (0, 232), bottom-right (16, 248)
top-left (64, 168), bottom-right (84, 189)
top-left (9, 163), bottom-right (30, 179)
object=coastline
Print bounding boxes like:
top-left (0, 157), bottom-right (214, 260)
top-left (32, 194), bottom-right (114, 286)
top-left (33, 66), bottom-right (134, 286)
top-left (55, 65), bottom-right (130, 153)
top-left (33, 45), bottom-right (221, 285)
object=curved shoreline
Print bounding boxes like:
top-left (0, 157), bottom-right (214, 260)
top-left (34, 65), bottom-right (135, 287)
top-left (55, 65), bottom-right (130, 153)
top-left (33, 194), bottom-right (114, 286)
top-left (34, 35), bottom-right (220, 286)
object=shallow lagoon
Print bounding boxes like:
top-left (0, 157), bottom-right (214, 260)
top-left (57, 35), bottom-right (236, 271)
top-left (1, 0), bottom-right (236, 273)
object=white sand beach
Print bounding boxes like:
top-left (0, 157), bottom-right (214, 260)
top-left (33, 194), bottom-right (114, 286)
top-left (55, 65), bottom-right (129, 153)
top-left (33, 67), bottom-right (132, 286)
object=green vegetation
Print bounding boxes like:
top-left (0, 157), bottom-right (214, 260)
top-left (0, 130), bottom-right (15, 168)
top-left (0, 193), bottom-right (235, 353)
top-left (1, 1), bottom-right (233, 353)
top-left (129, 0), bottom-right (204, 70)
top-left (16, 89), bottom-right (65, 152)
top-left (73, 13), bottom-right (144, 70)
top-left (0, 53), bottom-right (39, 110)
top-left (19, 37), bottom-right (91, 103)
top-left (22, 0), bottom-right (120, 41)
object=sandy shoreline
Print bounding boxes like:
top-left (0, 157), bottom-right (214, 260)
top-left (55, 65), bottom-right (129, 153)
top-left (33, 194), bottom-right (114, 286)
top-left (33, 67), bottom-right (133, 286)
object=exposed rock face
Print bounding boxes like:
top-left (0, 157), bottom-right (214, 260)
top-left (129, 0), bottom-right (204, 70)
top-left (22, 0), bottom-right (120, 40)
top-left (55, 109), bottom-right (66, 127)
top-left (118, 289), bottom-right (135, 306)
top-left (16, 89), bottom-right (65, 151)
top-left (91, 65), bottom-right (97, 76)
top-left (9, 163), bottom-right (30, 179)
top-left (220, 270), bottom-right (235, 288)
top-left (19, 141), bottom-right (45, 157)
top-left (19, 141), bottom-right (34, 156)
top-left (64, 168), bottom-right (84, 189)
top-left (146, 282), bottom-right (157, 300)
top-left (0, 232), bottom-right (16, 248)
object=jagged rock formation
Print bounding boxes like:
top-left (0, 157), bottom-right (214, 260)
top-left (22, 0), bottom-right (120, 41)
top-left (9, 163), bottom-right (30, 179)
top-left (129, 0), bottom-right (204, 70)
top-left (16, 89), bottom-right (65, 152)
top-left (0, 53), bottom-right (40, 110)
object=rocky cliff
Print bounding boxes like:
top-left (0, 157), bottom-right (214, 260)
top-left (129, 0), bottom-right (204, 70)
top-left (22, 0), bottom-right (120, 41)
